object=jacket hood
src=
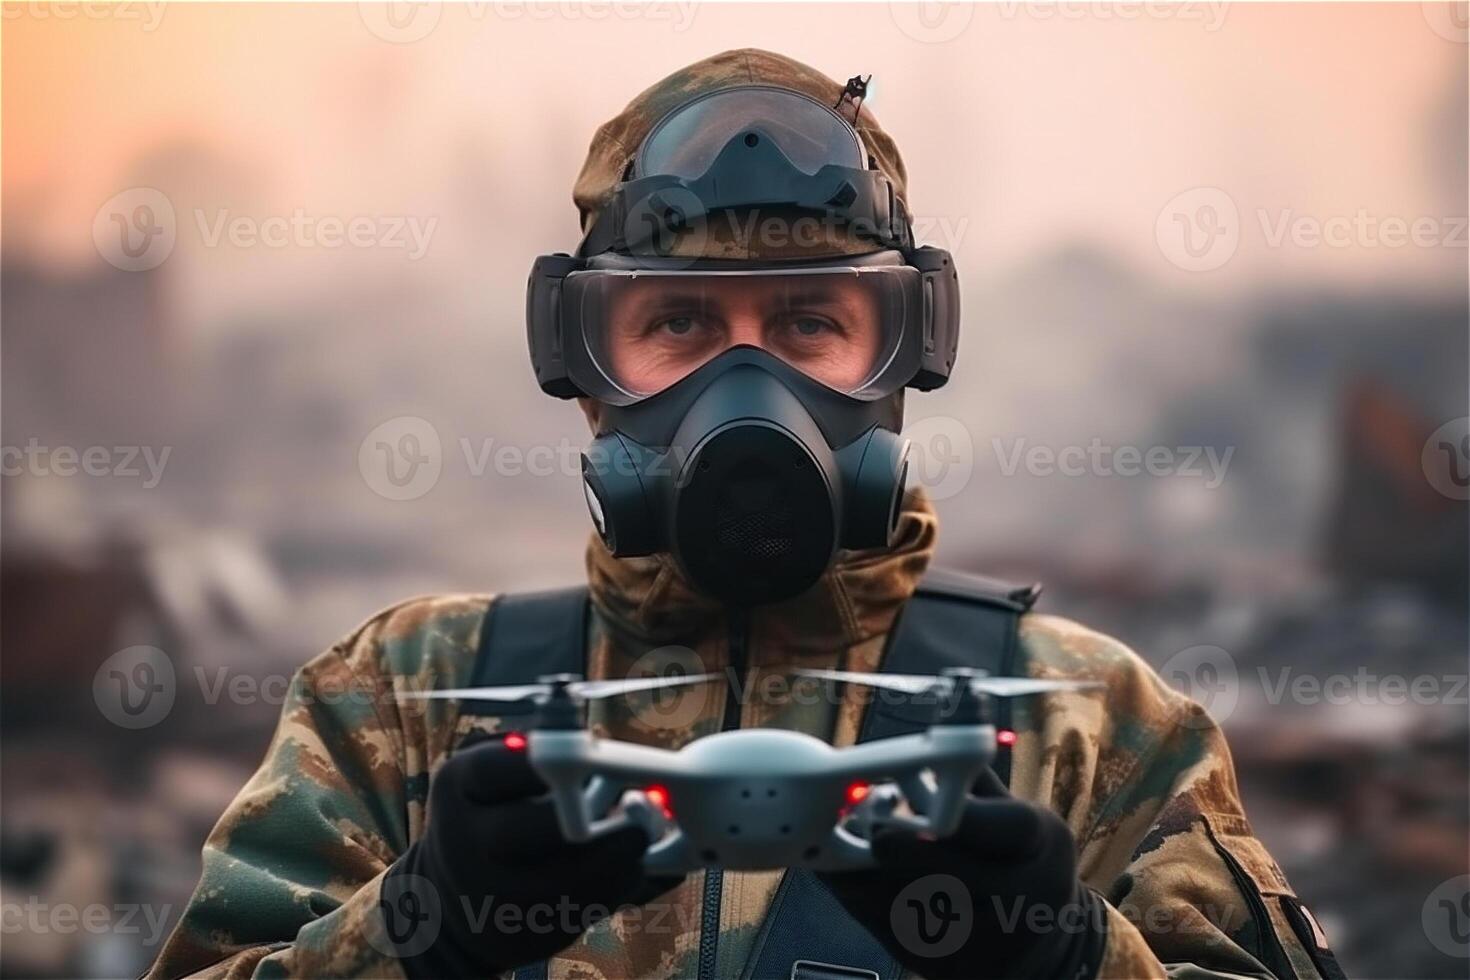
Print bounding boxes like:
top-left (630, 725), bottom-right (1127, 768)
top-left (585, 486), bottom-right (937, 654)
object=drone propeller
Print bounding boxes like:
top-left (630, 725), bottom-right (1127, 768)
top-left (795, 668), bottom-right (1103, 698)
top-left (401, 672), bottom-right (719, 703)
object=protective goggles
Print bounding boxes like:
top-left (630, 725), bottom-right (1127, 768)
top-left (527, 248), bottom-right (960, 405)
top-left (578, 85), bottom-right (913, 258)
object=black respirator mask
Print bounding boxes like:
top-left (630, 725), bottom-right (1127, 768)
top-left (526, 85), bottom-right (961, 606)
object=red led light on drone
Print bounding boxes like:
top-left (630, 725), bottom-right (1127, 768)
top-left (845, 781), bottom-right (870, 805)
top-left (503, 732), bottom-right (528, 752)
top-left (644, 784), bottom-right (673, 818)
top-left (996, 729), bottom-right (1017, 747)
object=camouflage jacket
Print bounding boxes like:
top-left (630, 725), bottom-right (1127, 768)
top-left (149, 493), bottom-right (1341, 979)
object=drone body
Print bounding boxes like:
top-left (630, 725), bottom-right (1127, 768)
top-left (534, 723), bottom-right (993, 873)
top-left (404, 668), bottom-right (1099, 873)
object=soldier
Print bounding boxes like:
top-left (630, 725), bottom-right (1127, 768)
top-left (149, 50), bottom-right (1345, 979)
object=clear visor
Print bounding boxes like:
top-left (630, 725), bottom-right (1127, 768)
top-left (568, 265), bottom-right (916, 400)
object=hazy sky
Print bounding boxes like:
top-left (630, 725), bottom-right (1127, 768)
top-left (5, 2), bottom-right (1465, 299)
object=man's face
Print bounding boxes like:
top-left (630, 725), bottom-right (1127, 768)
top-left (601, 274), bottom-right (886, 396)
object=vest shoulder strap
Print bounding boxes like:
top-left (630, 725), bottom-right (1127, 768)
top-left (461, 585), bottom-right (589, 718)
top-left (469, 587), bottom-right (589, 980)
top-left (858, 567), bottom-right (1040, 753)
top-left (910, 566), bottom-right (1042, 610)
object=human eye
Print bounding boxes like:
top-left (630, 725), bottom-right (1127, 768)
top-left (639, 308), bottom-right (724, 363)
top-left (790, 314), bottom-right (840, 337)
top-left (651, 313), bottom-right (706, 338)
top-left (774, 311), bottom-right (847, 346)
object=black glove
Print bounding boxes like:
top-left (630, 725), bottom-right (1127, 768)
top-left (384, 733), bottom-right (683, 977)
top-left (818, 769), bottom-right (1106, 979)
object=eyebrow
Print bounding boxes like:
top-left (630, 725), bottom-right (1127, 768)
top-left (776, 287), bottom-right (848, 308)
top-left (632, 284), bottom-right (850, 312)
top-left (636, 288), bottom-right (711, 312)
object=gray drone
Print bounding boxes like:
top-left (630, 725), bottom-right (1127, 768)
top-left (403, 668), bottom-right (1100, 873)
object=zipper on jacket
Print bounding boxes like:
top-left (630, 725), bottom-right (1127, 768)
top-left (1205, 822), bottom-right (1298, 979)
top-left (719, 609), bottom-right (749, 733)
top-left (697, 609), bottom-right (750, 980)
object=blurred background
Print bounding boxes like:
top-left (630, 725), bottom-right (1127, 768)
top-left (2, 3), bottom-right (1466, 976)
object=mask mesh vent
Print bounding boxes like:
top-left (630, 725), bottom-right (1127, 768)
top-left (715, 503), bottom-right (796, 561)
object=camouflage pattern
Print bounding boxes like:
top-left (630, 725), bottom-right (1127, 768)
top-left (572, 48), bottom-right (910, 260)
top-left (149, 490), bottom-right (1339, 979)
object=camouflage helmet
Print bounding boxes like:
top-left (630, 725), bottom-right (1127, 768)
top-left (572, 48), bottom-right (911, 260)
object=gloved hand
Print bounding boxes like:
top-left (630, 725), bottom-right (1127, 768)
top-left (384, 733), bottom-right (684, 977)
top-left (818, 769), bottom-right (1106, 980)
